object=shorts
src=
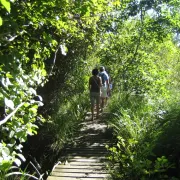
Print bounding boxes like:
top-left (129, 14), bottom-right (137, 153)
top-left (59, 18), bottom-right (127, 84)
top-left (90, 92), bottom-right (100, 106)
top-left (100, 86), bottom-right (108, 98)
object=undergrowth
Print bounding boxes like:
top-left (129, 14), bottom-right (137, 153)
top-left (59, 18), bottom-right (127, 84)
top-left (106, 91), bottom-right (180, 180)
top-left (20, 92), bottom-right (90, 179)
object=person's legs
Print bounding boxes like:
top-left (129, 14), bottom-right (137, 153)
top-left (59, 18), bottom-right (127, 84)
top-left (90, 93), bottom-right (95, 120)
top-left (101, 97), bottom-right (105, 110)
top-left (105, 88), bottom-right (109, 106)
top-left (100, 86), bottom-right (107, 111)
top-left (91, 104), bottom-right (94, 120)
top-left (96, 94), bottom-right (100, 118)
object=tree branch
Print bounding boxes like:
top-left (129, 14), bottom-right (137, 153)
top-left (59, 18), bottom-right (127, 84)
top-left (0, 102), bottom-right (25, 126)
top-left (48, 44), bottom-right (60, 77)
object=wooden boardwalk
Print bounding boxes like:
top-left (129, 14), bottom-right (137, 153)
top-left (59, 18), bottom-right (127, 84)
top-left (47, 113), bottom-right (113, 180)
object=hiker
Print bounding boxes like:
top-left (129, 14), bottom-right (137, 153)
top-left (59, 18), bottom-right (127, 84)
top-left (89, 68), bottom-right (102, 120)
top-left (109, 80), bottom-right (113, 97)
top-left (106, 70), bottom-right (113, 97)
top-left (99, 66), bottom-right (109, 111)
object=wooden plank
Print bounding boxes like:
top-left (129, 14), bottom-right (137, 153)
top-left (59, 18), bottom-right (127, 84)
top-left (54, 166), bottom-right (107, 172)
top-left (62, 162), bottom-right (106, 166)
top-left (47, 112), bottom-right (113, 180)
top-left (48, 176), bottom-right (108, 180)
top-left (51, 172), bottom-right (109, 178)
top-left (55, 165), bottom-right (107, 170)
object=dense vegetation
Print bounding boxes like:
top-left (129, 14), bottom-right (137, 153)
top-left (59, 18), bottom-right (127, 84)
top-left (0, 0), bottom-right (180, 179)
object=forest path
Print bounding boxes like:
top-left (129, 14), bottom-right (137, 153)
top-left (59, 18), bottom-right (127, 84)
top-left (47, 111), bottom-right (113, 180)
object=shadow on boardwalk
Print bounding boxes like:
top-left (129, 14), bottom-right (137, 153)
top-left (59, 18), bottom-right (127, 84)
top-left (47, 111), bottom-right (113, 180)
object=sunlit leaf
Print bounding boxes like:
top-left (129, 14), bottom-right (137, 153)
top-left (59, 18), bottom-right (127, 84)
top-left (29, 87), bottom-right (36, 95)
top-left (1, 0), bottom-right (11, 13)
top-left (14, 158), bottom-right (21, 166)
top-left (1, 147), bottom-right (10, 158)
top-left (4, 98), bottom-right (14, 110)
top-left (6, 73), bottom-right (13, 78)
top-left (29, 107), bottom-right (37, 114)
top-left (0, 16), bottom-right (2, 26)
top-left (9, 131), bottom-right (15, 138)
top-left (60, 44), bottom-right (67, 56)
top-left (16, 154), bottom-right (26, 162)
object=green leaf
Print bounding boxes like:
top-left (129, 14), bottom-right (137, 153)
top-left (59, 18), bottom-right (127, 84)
top-left (29, 87), bottom-right (36, 95)
top-left (4, 98), bottom-right (14, 110)
top-left (29, 107), bottom-right (37, 114)
top-left (1, 0), bottom-right (11, 13)
top-left (6, 73), bottom-right (13, 78)
top-left (0, 16), bottom-right (2, 26)
top-left (0, 160), bottom-right (11, 171)
top-left (24, 102), bottom-right (30, 107)
top-left (14, 158), bottom-right (21, 166)
top-left (9, 130), bottom-right (15, 138)
top-left (16, 153), bottom-right (26, 162)
top-left (41, 69), bottom-right (47, 76)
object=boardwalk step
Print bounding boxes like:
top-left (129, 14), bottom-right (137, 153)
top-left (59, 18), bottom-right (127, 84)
top-left (54, 165), bottom-right (107, 171)
top-left (51, 172), bottom-right (109, 178)
top-left (48, 177), bottom-right (109, 180)
top-left (47, 112), bottom-right (112, 180)
top-left (61, 162), bottom-right (107, 166)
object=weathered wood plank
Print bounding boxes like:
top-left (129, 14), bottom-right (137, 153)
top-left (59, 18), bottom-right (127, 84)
top-left (51, 172), bottom-right (109, 178)
top-left (48, 176), bottom-right (108, 180)
top-left (47, 113), bottom-right (113, 180)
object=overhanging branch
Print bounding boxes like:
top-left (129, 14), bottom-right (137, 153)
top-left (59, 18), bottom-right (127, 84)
top-left (0, 102), bottom-right (25, 126)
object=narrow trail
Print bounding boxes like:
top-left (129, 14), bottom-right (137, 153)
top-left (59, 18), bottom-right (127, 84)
top-left (47, 112), bottom-right (113, 180)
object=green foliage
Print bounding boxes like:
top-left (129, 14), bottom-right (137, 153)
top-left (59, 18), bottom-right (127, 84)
top-left (38, 53), bottom-right (99, 156)
top-left (0, 0), bottom-right (115, 175)
top-left (104, 36), bottom-right (180, 178)
top-left (106, 91), bottom-right (177, 179)
top-left (1, 0), bottom-right (180, 178)
top-left (48, 93), bottom-right (89, 152)
top-left (99, 18), bottom-right (177, 96)
top-left (0, 163), bottom-right (43, 180)
top-left (0, 59), bottom-right (45, 172)
top-left (103, 22), bottom-right (180, 177)
top-left (0, 0), bottom-right (11, 26)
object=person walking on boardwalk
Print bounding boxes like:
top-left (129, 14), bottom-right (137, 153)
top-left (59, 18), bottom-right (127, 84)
top-left (89, 68), bottom-right (102, 120)
top-left (99, 66), bottom-right (110, 111)
top-left (106, 69), bottom-right (113, 97)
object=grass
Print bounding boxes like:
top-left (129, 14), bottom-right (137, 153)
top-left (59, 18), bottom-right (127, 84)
top-left (106, 90), bottom-right (180, 179)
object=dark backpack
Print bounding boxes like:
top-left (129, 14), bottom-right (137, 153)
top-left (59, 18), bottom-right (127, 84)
top-left (99, 72), bottom-right (106, 85)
